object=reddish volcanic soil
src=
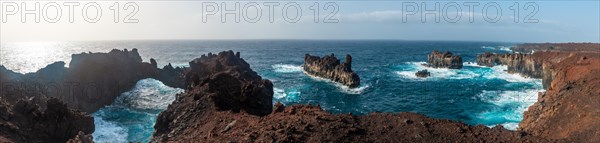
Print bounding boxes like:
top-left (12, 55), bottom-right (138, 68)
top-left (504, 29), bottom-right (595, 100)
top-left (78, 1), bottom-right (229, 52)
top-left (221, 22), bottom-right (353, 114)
top-left (520, 52), bottom-right (600, 142)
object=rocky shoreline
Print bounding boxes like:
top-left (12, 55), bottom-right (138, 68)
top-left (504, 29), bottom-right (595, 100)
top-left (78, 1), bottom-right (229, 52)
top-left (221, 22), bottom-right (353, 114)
top-left (0, 43), bottom-right (598, 142)
top-left (303, 54), bottom-right (360, 88)
top-left (475, 43), bottom-right (600, 142)
top-left (150, 51), bottom-right (551, 142)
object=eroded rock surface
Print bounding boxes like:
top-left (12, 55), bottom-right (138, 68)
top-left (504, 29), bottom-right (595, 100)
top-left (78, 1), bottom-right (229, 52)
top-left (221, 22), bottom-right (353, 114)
top-left (478, 43), bottom-right (600, 142)
top-left (303, 54), bottom-right (360, 88)
top-left (152, 51), bottom-right (554, 142)
top-left (427, 51), bottom-right (462, 69)
top-left (0, 97), bottom-right (94, 143)
top-left (0, 49), bottom-right (158, 113)
top-left (519, 53), bottom-right (600, 142)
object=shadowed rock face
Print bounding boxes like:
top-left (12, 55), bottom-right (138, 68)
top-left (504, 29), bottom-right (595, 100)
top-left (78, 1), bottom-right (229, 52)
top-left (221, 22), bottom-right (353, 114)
top-left (303, 54), bottom-right (360, 88)
top-left (427, 51), bottom-right (462, 69)
top-left (0, 49), bottom-right (159, 142)
top-left (151, 51), bottom-right (553, 142)
top-left (0, 49), bottom-right (159, 113)
top-left (476, 52), bottom-right (543, 78)
top-left (0, 97), bottom-right (94, 143)
top-left (152, 51), bottom-right (274, 141)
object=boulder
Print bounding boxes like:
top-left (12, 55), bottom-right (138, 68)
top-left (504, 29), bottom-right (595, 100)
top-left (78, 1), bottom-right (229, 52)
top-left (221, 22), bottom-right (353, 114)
top-left (415, 70), bottom-right (431, 78)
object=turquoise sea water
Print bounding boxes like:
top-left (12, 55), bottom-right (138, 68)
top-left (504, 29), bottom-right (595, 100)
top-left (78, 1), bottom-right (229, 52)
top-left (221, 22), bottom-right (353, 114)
top-left (0, 40), bottom-right (542, 142)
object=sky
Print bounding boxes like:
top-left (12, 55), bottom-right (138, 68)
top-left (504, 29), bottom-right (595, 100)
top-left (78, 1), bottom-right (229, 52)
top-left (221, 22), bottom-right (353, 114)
top-left (0, 0), bottom-right (599, 43)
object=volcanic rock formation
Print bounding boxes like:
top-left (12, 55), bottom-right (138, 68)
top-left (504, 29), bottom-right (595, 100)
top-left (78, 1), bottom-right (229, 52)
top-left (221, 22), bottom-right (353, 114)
top-left (0, 97), bottom-right (94, 143)
top-left (427, 51), bottom-right (463, 69)
top-left (150, 51), bottom-right (554, 142)
top-left (477, 43), bottom-right (600, 142)
top-left (0, 49), bottom-right (159, 113)
top-left (303, 54), bottom-right (360, 88)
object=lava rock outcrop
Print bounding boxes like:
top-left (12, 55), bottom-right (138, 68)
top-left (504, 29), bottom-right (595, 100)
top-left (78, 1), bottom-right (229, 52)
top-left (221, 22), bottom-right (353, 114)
top-left (303, 54), bottom-right (360, 88)
top-left (0, 49), bottom-right (159, 113)
top-left (427, 51), bottom-right (463, 69)
top-left (519, 52), bottom-right (600, 142)
top-left (151, 51), bottom-right (554, 142)
top-left (0, 97), bottom-right (94, 143)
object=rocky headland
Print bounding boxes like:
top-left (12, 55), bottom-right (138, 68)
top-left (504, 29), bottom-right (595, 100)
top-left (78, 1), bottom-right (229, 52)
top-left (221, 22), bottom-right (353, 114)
top-left (477, 43), bottom-right (600, 142)
top-left (0, 49), bottom-right (164, 142)
top-left (303, 54), bottom-right (360, 88)
top-left (0, 43), bottom-right (598, 142)
top-left (151, 51), bottom-right (551, 142)
top-left (427, 50), bottom-right (463, 69)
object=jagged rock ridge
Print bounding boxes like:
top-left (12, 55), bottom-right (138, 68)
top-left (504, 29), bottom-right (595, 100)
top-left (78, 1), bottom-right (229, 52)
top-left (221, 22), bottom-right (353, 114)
top-left (151, 51), bottom-right (554, 142)
top-left (303, 54), bottom-right (360, 88)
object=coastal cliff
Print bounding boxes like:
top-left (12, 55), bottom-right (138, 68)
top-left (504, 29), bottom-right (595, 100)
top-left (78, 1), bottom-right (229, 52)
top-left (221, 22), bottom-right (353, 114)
top-left (477, 43), bottom-right (600, 142)
top-left (151, 51), bottom-right (550, 142)
top-left (476, 52), bottom-right (543, 78)
top-left (519, 53), bottom-right (600, 142)
top-left (427, 51), bottom-right (463, 69)
top-left (303, 54), bottom-right (360, 88)
top-left (0, 44), bottom-right (598, 142)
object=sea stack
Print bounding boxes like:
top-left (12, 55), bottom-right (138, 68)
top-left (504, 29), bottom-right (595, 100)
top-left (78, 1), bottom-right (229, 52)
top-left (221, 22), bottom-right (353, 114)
top-left (303, 54), bottom-right (360, 88)
top-left (427, 51), bottom-right (463, 69)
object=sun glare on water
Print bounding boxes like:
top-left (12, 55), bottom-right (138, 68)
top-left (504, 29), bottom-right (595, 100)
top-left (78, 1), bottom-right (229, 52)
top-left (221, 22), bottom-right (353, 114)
top-left (0, 41), bottom-right (73, 73)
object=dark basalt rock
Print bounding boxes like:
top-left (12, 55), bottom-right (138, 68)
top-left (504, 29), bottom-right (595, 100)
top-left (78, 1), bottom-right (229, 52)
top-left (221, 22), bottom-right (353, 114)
top-left (303, 54), bottom-right (360, 88)
top-left (415, 70), bottom-right (430, 78)
top-left (152, 51), bottom-right (273, 141)
top-left (476, 52), bottom-right (543, 79)
top-left (427, 51), bottom-right (463, 69)
top-left (0, 97), bottom-right (94, 143)
top-left (0, 48), bottom-right (159, 113)
top-left (151, 51), bottom-right (553, 143)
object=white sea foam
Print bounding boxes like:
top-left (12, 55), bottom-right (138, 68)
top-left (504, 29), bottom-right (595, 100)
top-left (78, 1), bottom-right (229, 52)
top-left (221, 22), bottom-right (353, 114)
top-left (481, 46), bottom-right (513, 52)
top-left (484, 65), bottom-right (539, 83)
top-left (462, 62), bottom-right (487, 68)
top-left (274, 87), bottom-right (301, 102)
top-left (337, 84), bottom-right (370, 94)
top-left (93, 78), bottom-right (183, 142)
top-left (498, 46), bottom-right (513, 52)
top-left (395, 62), bottom-right (479, 80)
top-left (114, 78), bottom-right (184, 110)
top-left (272, 64), bottom-right (303, 73)
top-left (501, 122), bottom-right (520, 130)
top-left (482, 46), bottom-right (496, 50)
top-left (476, 89), bottom-right (544, 130)
top-left (93, 116), bottom-right (128, 143)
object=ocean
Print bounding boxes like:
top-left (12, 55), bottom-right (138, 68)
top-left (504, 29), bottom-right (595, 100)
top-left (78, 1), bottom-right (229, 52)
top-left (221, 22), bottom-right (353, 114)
top-left (0, 40), bottom-right (542, 142)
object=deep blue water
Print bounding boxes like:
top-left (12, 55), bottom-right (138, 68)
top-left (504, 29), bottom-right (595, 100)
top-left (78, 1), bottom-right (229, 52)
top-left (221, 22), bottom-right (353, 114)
top-left (1, 40), bottom-right (543, 143)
